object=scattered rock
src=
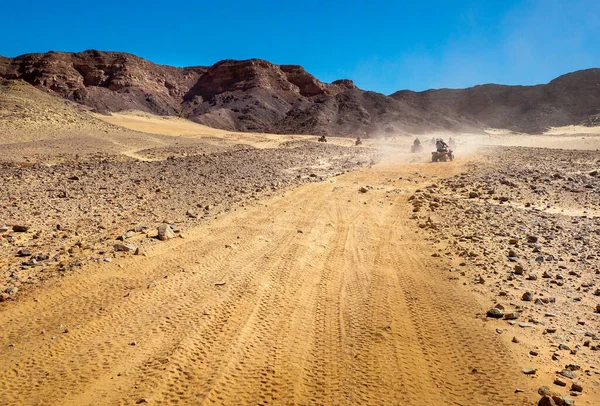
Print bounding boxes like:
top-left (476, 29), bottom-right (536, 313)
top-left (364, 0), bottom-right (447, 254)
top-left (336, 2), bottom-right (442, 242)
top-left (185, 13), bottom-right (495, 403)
top-left (522, 291), bottom-right (534, 301)
top-left (570, 382), bottom-right (583, 392)
top-left (554, 377), bottom-right (567, 386)
top-left (157, 224), bottom-right (176, 241)
top-left (487, 308), bottom-right (504, 318)
top-left (503, 312), bottom-right (520, 320)
top-left (114, 243), bottom-right (136, 253)
top-left (559, 369), bottom-right (576, 379)
top-left (12, 225), bottom-right (30, 232)
top-left (538, 395), bottom-right (557, 406)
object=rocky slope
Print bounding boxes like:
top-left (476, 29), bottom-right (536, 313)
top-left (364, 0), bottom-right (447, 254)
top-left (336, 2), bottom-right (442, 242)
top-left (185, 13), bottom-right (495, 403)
top-left (410, 147), bottom-right (600, 404)
top-left (2, 50), bottom-right (600, 135)
top-left (391, 69), bottom-right (600, 134)
top-left (0, 141), bottom-right (374, 299)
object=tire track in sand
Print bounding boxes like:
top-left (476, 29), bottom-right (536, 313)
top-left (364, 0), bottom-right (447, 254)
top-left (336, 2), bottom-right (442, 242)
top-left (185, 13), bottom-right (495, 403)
top-left (0, 156), bottom-right (533, 405)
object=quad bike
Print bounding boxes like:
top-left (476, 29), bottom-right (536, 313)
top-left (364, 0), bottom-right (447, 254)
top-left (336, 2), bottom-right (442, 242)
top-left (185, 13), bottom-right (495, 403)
top-left (318, 135), bottom-right (328, 143)
top-left (355, 138), bottom-right (363, 146)
top-left (431, 149), bottom-right (454, 162)
top-left (411, 144), bottom-right (423, 153)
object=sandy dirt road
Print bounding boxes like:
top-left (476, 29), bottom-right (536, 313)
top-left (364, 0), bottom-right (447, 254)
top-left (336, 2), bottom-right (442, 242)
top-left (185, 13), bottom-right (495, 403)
top-left (0, 155), bottom-right (532, 406)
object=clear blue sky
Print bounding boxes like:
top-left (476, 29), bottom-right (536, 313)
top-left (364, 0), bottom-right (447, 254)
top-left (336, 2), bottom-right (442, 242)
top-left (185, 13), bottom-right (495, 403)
top-left (1, 0), bottom-right (598, 94)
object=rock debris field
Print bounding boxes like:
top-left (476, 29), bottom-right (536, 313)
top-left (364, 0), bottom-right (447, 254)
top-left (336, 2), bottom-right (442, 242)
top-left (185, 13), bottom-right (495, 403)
top-left (0, 141), bottom-right (374, 299)
top-left (410, 146), bottom-right (600, 405)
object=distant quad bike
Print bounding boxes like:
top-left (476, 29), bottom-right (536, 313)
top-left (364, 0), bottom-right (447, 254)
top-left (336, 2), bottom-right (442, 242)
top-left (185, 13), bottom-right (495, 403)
top-left (432, 149), bottom-right (454, 162)
top-left (318, 135), bottom-right (328, 142)
top-left (355, 138), bottom-right (363, 146)
top-left (411, 144), bottom-right (423, 153)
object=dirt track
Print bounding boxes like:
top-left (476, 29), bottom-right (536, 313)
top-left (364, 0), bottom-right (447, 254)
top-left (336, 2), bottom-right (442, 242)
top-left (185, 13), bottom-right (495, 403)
top-left (0, 155), bottom-right (532, 406)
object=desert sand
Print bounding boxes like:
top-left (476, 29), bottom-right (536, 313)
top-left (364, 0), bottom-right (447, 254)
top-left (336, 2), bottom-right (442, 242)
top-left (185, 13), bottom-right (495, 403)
top-left (1, 98), bottom-right (599, 405)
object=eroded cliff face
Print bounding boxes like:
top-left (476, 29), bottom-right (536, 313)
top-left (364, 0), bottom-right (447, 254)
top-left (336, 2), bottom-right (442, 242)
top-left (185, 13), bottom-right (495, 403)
top-left (3, 50), bottom-right (599, 135)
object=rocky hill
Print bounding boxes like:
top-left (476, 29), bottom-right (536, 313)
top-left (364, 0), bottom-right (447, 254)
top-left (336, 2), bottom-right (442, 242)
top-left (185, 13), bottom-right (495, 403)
top-left (390, 69), bottom-right (600, 133)
top-left (1, 50), bottom-right (599, 135)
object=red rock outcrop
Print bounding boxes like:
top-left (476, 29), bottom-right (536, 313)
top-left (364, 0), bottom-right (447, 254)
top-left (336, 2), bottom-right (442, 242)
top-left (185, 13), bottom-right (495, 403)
top-left (2, 50), bottom-right (600, 135)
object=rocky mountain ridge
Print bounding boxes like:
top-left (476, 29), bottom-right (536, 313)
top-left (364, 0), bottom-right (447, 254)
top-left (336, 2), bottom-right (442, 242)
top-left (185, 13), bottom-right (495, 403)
top-left (1, 50), bottom-right (599, 135)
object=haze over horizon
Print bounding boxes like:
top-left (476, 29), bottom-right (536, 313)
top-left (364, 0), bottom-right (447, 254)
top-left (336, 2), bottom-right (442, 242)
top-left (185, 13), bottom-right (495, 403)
top-left (1, 0), bottom-right (598, 94)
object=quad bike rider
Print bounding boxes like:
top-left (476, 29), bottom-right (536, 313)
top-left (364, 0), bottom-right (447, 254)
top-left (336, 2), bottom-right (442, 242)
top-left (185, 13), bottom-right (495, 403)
top-left (448, 137), bottom-right (456, 150)
top-left (436, 138), bottom-right (449, 152)
top-left (355, 136), bottom-right (363, 146)
top-left (432, 138), bottom-right (454, 162)
top-left (411, 137), bottom-right (423, 153)
top-left (318, 135), bottom-right (327, 142)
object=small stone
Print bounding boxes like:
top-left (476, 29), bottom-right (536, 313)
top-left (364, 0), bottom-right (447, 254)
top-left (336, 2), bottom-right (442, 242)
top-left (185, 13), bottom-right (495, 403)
top-left (114, 243), bottom-right (136, 253)
top-left (538, 386), bottom-right (551, 395)
top-left (12, 225), bottom-right (30, 232)
top-left (528, 272), bottom-right (538, 280)
top-left (487, 308), bottom-right (504, 318)
top-left (17, 249), bottom-right (32, 257)
top-left (538, 395), bottom-right (557, 406)
top-left (512, 336), bottom-right (520, 343)
top-left (570, 382), bottom-right (583, 392)
top-left (157, 224), bottom-right (176, 241)
top-left (558, 343), bottom-right (571, 351)
top-left (503, 312), bottom-right (520, 320)
top-left (120, 230), bottom-right (137, 240)
top-left (359, 186), bottom-right (368, 193)
top-left (554, 377), bottom-right (567, 386)
top-left (559, 369), bottom-right (576, 379)
top-left (522, 291), bottom-right (534, 301)
top-left (514, 264), bottom-right (525, 275)
top-left (523, 368), bottom-right (536, 375)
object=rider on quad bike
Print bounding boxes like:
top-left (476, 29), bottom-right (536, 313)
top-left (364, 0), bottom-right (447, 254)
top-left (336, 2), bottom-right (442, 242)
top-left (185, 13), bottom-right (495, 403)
top-left (436, 138), bottom-right (449, 152)
top-left (432, 138), bottom-right (454, 162)
top-left (448, 137), bottom-right (456, 149)
top-left (355, 136), bottom-right (362, 145)
top-left (318, 135), bottom-right (327, 142)
top-left (411, 137), bottom-right (423, 153)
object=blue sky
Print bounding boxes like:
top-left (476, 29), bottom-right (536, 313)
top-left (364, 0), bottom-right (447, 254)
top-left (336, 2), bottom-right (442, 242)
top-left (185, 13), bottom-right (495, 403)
top-left (1, 0), bottom-right (598, 94)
